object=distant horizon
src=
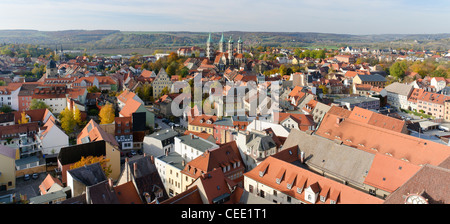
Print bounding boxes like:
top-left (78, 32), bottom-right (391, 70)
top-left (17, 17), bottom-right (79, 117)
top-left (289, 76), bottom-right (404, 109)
top-left (0, 1), bottom-right (449, 35)
top-left (1, 29), bottom-right (449, 36)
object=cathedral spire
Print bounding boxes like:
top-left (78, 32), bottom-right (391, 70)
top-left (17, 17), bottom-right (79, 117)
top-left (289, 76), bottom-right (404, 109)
top-left (219, 32), bottom-right (225, 43)
top-left (207, 32), bottom-right (212, 43)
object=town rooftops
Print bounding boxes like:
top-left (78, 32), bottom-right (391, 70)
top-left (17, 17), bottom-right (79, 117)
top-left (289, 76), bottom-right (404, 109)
top-left (315, 110), bottom-right (450, 167)
top-left (384, 164), bottom-right (450, 204)
top-left (244, 155), bottom-right (383, 204)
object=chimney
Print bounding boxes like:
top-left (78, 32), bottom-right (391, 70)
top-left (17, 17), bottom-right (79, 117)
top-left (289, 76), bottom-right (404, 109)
top-left (181, 159), bottom-right (185, 166)
top-left (108, 178), bottom-right (114, 191)
top-left (133, 162), bottom-right (138, 177)
top-left (336, 117), bottom-right (343, 125)
top-left (300, 151), bottom-right (305, 163)
top-left (150, 155), bottom-right (154, 164)
top-left (191, 134), bottom-right (194, 139)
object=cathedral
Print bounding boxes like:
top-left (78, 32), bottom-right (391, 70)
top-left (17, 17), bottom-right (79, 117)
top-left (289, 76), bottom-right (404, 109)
top-left (206, 33), bottom-right (245, 71)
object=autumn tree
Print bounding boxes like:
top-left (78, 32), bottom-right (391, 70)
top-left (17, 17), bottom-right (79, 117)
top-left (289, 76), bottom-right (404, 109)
top-left (18, 111), bottom-right (29, 124)
top-left (70, 156), bottom-right (112, 178)
top-left (159, 86), bottom-right (170, 98)
top-left (99, 103), bottom-right (115, 124)
top-left (74, 107), bottom-right (83, 125)
top-left (59, 107), bottom-right (76, 134)
top-left (87, 85), bottom-right (101, 93)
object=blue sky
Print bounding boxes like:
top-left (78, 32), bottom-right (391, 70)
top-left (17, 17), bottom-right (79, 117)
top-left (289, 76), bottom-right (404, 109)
top-left (0, 0), bottom-right (449, 34)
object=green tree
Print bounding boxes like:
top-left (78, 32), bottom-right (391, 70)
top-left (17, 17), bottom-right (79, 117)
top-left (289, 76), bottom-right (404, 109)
top-left (29, 99), bottom-right (52, 111)
top-left (0, 105), bottom-right (13, 113)
top-left (389, 61), bottom-right (408, 80)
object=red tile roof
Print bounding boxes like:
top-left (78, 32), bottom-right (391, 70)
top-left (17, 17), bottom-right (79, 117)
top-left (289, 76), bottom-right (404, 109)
top-left (244, 156), bottom-right (383, 204)
top-left (315, 111), bottom-right (450, 166)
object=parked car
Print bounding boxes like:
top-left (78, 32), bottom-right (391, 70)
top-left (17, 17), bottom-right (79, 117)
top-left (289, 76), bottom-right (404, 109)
top-left (126, 152), bottom-right (133, 158)
top-left (32, 173), bottom-right (39, 179)
top-left (137, 150), bottom-right (143, 155)
top-left (131, 150), bottom-right (137, 156)
top-left (23, 174), bottom-right (31, 181)
top-left (168, 122), bottom-right (174, 127)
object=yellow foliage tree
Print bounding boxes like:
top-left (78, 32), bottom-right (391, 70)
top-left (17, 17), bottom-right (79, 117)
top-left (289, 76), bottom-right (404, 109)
top-left (69, 156), bottom-right (112, 178)
top-left (18, 111), bottom-right (29, 124)
top-left (99, 103), bottom-right (115, 124)
top-left (74, 107), bottom-right (82, 125)
top-left (60, 107), bottom-right (76, 134)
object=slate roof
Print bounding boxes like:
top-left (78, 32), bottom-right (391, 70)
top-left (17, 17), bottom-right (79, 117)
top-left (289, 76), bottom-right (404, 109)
top-left (125, 156), bottom-right (169, 202)
top-left (86, 180), bottom-right (119, 204)
top-left (177, 134), bottom-right (218, 152)
top-left (67, 162), bottom-right (107, 187)
top-left (282, 129), bottom-right (375, 186)
top-left (356, 74), bottom-right (386, 82)
top-left (148, 128), bottom-right (178, 141)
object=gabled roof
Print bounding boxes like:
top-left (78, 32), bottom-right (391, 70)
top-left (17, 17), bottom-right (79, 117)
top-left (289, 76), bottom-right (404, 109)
top-left (77, 119), bottom-right (119, 147)
top-left (67, 162), bottom-right (107, 186)
top-left (195, 168), bottom-right (242, 204)
top-left (86, 180), bottom-right (119, 204)
top-left (124, 156), bottom-right (168, 202)
top-left (39, 174), bottom-right (64, 195)
top-left (119, 98), bottom-right (143, 117)
top-left (182, 141), bottom-right (243, 179)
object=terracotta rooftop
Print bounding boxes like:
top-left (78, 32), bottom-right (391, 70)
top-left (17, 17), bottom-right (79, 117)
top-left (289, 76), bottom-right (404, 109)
top-left (244, 156), bottom-right (383, 204)
top-left (315, 111), bottom-right (450, 166)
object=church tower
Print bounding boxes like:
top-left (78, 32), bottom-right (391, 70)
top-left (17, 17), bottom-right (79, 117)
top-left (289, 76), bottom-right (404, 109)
top-left (45, 56), bottom-right (58, 78)
top-left (237, 37), bottom-right (243, 54)
top-left (228, 36), bottom-right (234, 64)
top-left (206, 33), bottom-right (215, 61)
top-left (219, 33), bottom-right (226, 53)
